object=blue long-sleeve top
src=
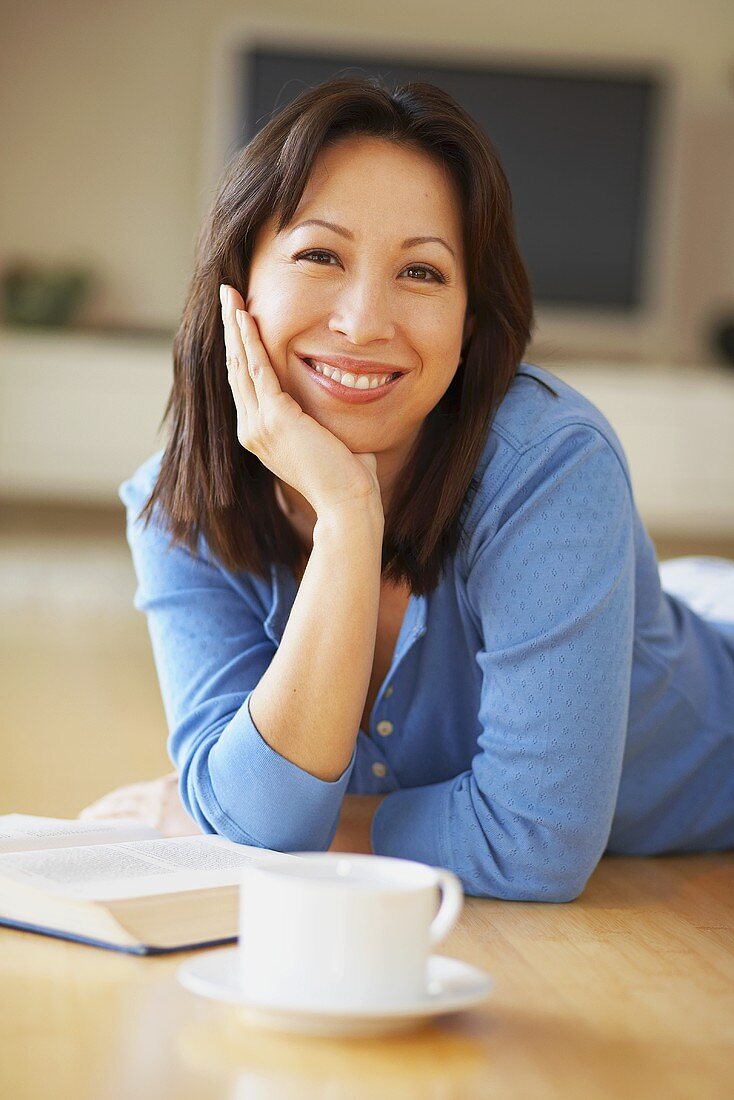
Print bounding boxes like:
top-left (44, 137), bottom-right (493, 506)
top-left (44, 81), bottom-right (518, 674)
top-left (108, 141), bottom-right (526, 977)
top-left (120, 363), bottom-right (734, 901)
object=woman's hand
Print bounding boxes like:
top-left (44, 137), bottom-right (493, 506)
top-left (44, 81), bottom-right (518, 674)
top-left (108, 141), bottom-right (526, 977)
top-left (78, 772), bottom-right (201, 837)
top-left (221, 283), bottom-right (384, 518)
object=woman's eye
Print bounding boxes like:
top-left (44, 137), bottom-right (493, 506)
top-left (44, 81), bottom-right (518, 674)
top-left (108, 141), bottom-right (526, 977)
top-left (296, 249), bottom-right (337, 266)
top-left (294, 250), bottom-right (445, 284)
top-left (403, 264), bottom-right (445, 284)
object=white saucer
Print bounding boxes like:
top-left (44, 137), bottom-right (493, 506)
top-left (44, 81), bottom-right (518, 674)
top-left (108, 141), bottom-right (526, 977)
top-left (178, 949), bottom-right (493, 1037)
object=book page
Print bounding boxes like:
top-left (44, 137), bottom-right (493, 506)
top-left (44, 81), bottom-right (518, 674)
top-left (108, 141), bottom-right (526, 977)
top-left (0, 814), bottom-right (161, 853)
top-left (0, 834), bottom-right (301, 900)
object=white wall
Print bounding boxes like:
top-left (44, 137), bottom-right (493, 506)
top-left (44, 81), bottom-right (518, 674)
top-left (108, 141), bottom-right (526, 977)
top-left (1, 0), bottom-right (733, 361)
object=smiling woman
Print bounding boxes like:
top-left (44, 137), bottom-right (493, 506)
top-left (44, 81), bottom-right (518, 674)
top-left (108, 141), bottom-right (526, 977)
top-left (242, 133), bottom-right (475, 521)
top-left (80, 76), bottom-right (734, 901)
top-left (137, 77), bottom-right (533, 593)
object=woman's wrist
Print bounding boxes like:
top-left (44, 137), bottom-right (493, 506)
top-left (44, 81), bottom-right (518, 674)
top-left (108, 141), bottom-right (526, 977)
top-left (313, 495), bottom-right (385, 544)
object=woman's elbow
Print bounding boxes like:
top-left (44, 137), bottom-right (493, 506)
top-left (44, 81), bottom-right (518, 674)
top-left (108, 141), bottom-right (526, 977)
top-left (461, 855), bottom-right (597, 903)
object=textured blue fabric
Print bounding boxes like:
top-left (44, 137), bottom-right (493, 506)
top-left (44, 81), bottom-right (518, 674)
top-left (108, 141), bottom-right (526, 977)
top-left (120, 364), bottom-right (734, 901)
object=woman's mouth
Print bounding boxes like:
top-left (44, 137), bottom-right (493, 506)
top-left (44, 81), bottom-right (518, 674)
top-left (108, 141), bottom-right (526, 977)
top-left (299, 356), bottom-right (404, 404)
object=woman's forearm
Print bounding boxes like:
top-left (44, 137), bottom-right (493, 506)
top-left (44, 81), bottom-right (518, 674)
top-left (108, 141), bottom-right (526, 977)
top-left (248, 499), bottom-right (384, 781)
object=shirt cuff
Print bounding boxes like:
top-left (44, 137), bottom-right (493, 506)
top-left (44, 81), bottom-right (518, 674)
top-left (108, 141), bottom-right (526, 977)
top-left (206, 691), bottom-right (356, 851)
top-left (371, 780), bottom-right (452, 869)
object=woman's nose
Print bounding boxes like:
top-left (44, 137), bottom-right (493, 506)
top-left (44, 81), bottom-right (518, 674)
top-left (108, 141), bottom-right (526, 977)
top-left (327, 278), bottom-right (397, 345)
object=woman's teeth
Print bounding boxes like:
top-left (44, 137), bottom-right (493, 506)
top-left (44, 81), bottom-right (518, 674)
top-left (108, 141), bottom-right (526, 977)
top-left (306, 359), bottom-right (396, 390)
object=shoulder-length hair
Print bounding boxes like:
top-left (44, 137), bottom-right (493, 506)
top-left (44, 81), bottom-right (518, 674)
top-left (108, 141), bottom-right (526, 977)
top-left (139, 75), bottom-right (544, 596)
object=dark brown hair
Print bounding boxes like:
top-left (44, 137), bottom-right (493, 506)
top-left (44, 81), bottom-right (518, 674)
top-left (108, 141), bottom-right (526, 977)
top-left (139, 76), bottom-right (548, 595)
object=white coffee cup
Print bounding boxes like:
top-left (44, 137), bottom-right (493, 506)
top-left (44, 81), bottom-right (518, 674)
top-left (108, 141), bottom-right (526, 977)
top-left (238, 852), bottom-right (464, 1010)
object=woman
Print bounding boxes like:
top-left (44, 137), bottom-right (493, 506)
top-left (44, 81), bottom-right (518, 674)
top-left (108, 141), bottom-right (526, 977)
top-left (81, 77), bottom-right (734, 901)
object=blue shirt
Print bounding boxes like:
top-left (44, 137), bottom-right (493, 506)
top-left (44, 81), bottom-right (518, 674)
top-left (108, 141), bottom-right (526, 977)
top-left (120, 363), bottom-right (734, 901)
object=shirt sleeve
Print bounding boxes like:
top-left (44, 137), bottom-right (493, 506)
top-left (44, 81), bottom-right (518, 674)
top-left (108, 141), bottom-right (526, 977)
top-left (370, 424), bottom-right (636, 902)
top-left (120, 474), bottom-right (355, 852)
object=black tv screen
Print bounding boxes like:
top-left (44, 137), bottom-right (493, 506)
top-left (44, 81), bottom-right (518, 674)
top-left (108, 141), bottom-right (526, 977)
top-left (236, 47), bottom-right (662, 311)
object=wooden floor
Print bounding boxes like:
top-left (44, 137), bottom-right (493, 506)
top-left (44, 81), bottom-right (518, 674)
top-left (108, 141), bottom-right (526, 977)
top-left (1, 503), bottom-right (170, 816)
top-left (0, 854), bottom-right (732, 1100)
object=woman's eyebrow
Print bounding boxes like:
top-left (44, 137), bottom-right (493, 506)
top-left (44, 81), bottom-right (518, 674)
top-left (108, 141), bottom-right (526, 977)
top-left (287, 218), bottom-right (456, 260)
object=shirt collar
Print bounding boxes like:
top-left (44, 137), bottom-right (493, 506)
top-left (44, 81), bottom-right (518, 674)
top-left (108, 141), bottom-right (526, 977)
top-left (264, 562), bottom-right (428, 648)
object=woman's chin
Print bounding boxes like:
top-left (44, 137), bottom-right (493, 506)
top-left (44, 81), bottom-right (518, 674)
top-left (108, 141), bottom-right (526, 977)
top-left (325, 423), bottom-right (384, 455)
top-left (295, 397), bottom-right (378, 446)
top-left (283, 379), bottom-right (404, 458)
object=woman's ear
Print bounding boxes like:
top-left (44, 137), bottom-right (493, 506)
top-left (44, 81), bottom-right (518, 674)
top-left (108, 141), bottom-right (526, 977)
top-left (462, 313), bottom-right (476, 347)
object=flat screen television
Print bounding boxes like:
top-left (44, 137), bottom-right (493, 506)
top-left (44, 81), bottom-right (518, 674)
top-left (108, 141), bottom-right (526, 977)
top-left (202, 28), bottom-right (684, 365)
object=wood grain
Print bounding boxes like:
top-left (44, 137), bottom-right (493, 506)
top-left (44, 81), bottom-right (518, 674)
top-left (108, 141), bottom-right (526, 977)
top-left (0, 856), bottom-right (731, 1099)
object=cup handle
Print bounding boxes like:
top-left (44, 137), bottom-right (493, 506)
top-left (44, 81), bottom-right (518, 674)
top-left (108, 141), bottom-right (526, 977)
top-left (429, 869), bottom-right (464, 946)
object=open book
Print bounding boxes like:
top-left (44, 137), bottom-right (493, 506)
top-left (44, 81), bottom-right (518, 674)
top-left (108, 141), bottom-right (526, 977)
top-left (0, 814), bottom-right (300, 955)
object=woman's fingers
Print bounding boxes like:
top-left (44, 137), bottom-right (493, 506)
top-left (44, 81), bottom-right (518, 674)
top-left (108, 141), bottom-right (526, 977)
top-left (78, 775), bottom-right (168, 819)
top-left (221, 283), bottom-right (294, 464)
top-left (80, 788), bottom-right (151, 813)
top-left (235, 307), bottom-right (282, 403)
top-left (216, 285), bottom-right (378, 512)
top-left (221, 284), bottom-right (258, 423)
top-left (79, 780), bottom-right (200, 836)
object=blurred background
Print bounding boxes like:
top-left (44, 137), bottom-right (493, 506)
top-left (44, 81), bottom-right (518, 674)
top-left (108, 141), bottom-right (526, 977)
top-left (1, 0), bottom-right (733, 817)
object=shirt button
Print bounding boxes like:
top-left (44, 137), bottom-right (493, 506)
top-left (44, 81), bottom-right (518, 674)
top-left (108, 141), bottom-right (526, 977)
top-left (372, 762), bottom-right (387, 778)
top-left (385, 685), bottom-right (394, 698)
top-left (376, 721), bottom-right (393, 738)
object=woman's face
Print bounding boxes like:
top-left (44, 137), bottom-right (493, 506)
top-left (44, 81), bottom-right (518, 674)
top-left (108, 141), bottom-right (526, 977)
top-left (245, 135), bottom-right (473, 461)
